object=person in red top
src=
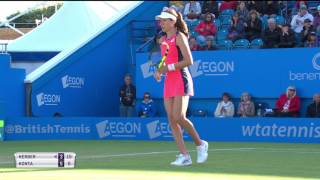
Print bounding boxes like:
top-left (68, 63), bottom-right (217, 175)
top-left (219, 0), bottom-right (237, 12)
top-left (275, 86), bottom-right (301, 117)
top-left (195, 13), bottom-right (217, 48)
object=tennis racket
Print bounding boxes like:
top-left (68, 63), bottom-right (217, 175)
top-left (147, 39), bottom-right (170, 73)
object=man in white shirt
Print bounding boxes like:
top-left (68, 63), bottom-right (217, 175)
top-left (290, 5), bottom-right (314, 47)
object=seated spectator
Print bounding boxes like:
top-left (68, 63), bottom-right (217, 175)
top-left (313, 5), bottom-right (320, 35)
top-left (189, 36), bottom-right (201, 51)
top-left (219, 0), bottom-right (237, 12)
top-left (290, 5), bottom-right (314, 46)
top-left (237, 92), bottom-right (255, 117)
top-left (195, 13), bottom-right (217, 46)
top-left (235, 1), bottom-right (249, 21)
top-left (247, 1), bottom-right (264, 14)
top-left (138, 92), bottom-right (157, 118)
top-left (201, 1), bottom-right (219, 19)
top-left (119, 74), bottom-right (136, 117)
top-left (304, 31), bottom-right (319, 47)
top-left (268, 86), bottom-right (301, 117)
top-left (300, 18), bottom-right (315, 45)
top-left (201, 38), bottom-right (216, 50)
top-left (169, 1), bottom-right (185, 13)
top-left (262, 1), bottom-right (279, 18)
top-left (183, 1), bottom-right (202, 23)
top-left (278, 24), bottom-right (296, 48)
top-left (306, 93), bottom-right (320, 117)
top-left (214, 92), bottom-right (235, 118)
top-left (244, 10), bottom-right (262, 41)
top-left (228, 12), bottom-right (246, 41)
top-left (262, 18), bottom-right (281, 48)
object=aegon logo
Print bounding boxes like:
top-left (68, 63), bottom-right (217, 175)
top-left (146, 120), bottom-right (187, 139)
top-left (61, 75), bottom-right (85, 89)
top-left (140, 61), bottom-right (156, 79)
top-left (96, 120), bottom-right (141, 139)
top-left (189, 60), bottom-right (235, 78)
top-left (289, 52), bottom-right (320, 81)
top-left (36, 93), bottom-right (61, 107)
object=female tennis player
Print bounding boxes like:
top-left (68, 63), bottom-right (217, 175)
top-left (154, 7), bottom-right (208, 166)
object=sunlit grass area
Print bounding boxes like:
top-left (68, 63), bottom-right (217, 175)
top-left (1, 140), bottom-right (320, 180)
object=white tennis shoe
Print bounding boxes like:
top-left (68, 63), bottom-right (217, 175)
top-left (170, 154), bottom-right (192, 166)
top-left (196, 140), bottom-right (208, 163)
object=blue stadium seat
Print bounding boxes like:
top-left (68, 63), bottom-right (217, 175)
top-left (275, 15), bottom-right (285, 26)
top-left (233, 39), bottom-right (250, 49)
top-left (213, 19), bottom-right (221, 30)
top-left (250, 38), bottom-right (264, 49)
top-left (186, 19), bottom-right (201, 32)
top-left (220, 9), bottom-right (235, 20)
top-left (216, 39), bottom-right (233, 50)
top-left (221, 17), bottom-right (232, 29)
top-left (216, 29), bottom-right (228, 41)
top-left (260, 16), bottom-right (268, 31)
top-left (192, 109), bottom-right (208, 117)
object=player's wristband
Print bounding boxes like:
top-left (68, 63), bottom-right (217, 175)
top-left (168, 63), bottom-right (175, 71)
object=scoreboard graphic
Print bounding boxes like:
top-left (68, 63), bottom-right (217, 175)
top-left (14, 152), bottom-right (76, 168)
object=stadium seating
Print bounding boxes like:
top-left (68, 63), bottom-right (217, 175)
top-left (250, 38), bottom-right (264, 49)
top-left (216, 29), bottom-right (228, 41)
top-left (216, 39), bottom-right (233, 50)
top-left (275, 15), bottom-right (285, 26)
top-left (233, 39), bottom-right (250, 49)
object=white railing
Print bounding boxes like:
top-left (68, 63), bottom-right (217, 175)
top-left (0, 43), bottom-right (8, 54)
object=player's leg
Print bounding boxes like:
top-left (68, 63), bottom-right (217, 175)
top-left (164, 97), bottom-right (191, 166)
top-left (173, 96), bottom-right (209, 164)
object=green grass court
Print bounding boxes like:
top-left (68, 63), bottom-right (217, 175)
top-left (0, 140), bottom-right (320, 180)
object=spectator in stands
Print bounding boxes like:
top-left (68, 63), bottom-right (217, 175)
top-left (235, 1), bottom-right (249, 21)
top-left (300, 18), bottom-right (315, 45)
top-left (219, 0), bottom-right (237, 12)
top-left (228, 12), bottom-right (246, 41)
top-left (138, 92), bottom-right (157, 118)
top-left (214, 92), bottom-right (235, 118)
top-left (295, 0), bottom-right (308, 10)
top-left (189, 36), bottom-right (201, 51)
top-left (195, 13), bottom-right (217, 47)
top-left (183, 1), bottom-right (202, 23)
top-left (119, 74), bottom-right (136, 117)
top-left (313, 5), bottom-right (320, 35)
top-left (169, 1), bottom-right (185, 13)
top-left (278, 24), bottom-right (296, 48)
top-left (247, 1), bottom-right (264, 14)
top-left (290, 5), bottom-right (314, 46)
top-left (244, 10), bottom-right (262, 41)
top-left (304, 31), bottom-right (319, 47)
top-left (262, 18), bottom-right (281, 48)
top-left (201, 1), bottom-right (219, 19)
top-left (262, 1), bottom-right (279, 18)
top-left (237, 92), bottom-right (255, 117)
top-left (274, 86), bottom-right (300, 117)
top-left (306, 93), bottom-right (320, 117)
top-left (202, 38), bottom-right (216, 50)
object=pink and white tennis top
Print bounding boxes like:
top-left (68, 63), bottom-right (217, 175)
top-left (160, 32), bottom-right (194, 98)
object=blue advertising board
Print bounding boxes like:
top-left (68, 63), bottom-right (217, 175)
top-left (137, 48), bottom-right (320, 98)
top-left (5, 117), bottom-right (320, 143)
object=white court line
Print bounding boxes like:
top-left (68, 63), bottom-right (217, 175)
top-left (78, 147), bottom-right (256, 160)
